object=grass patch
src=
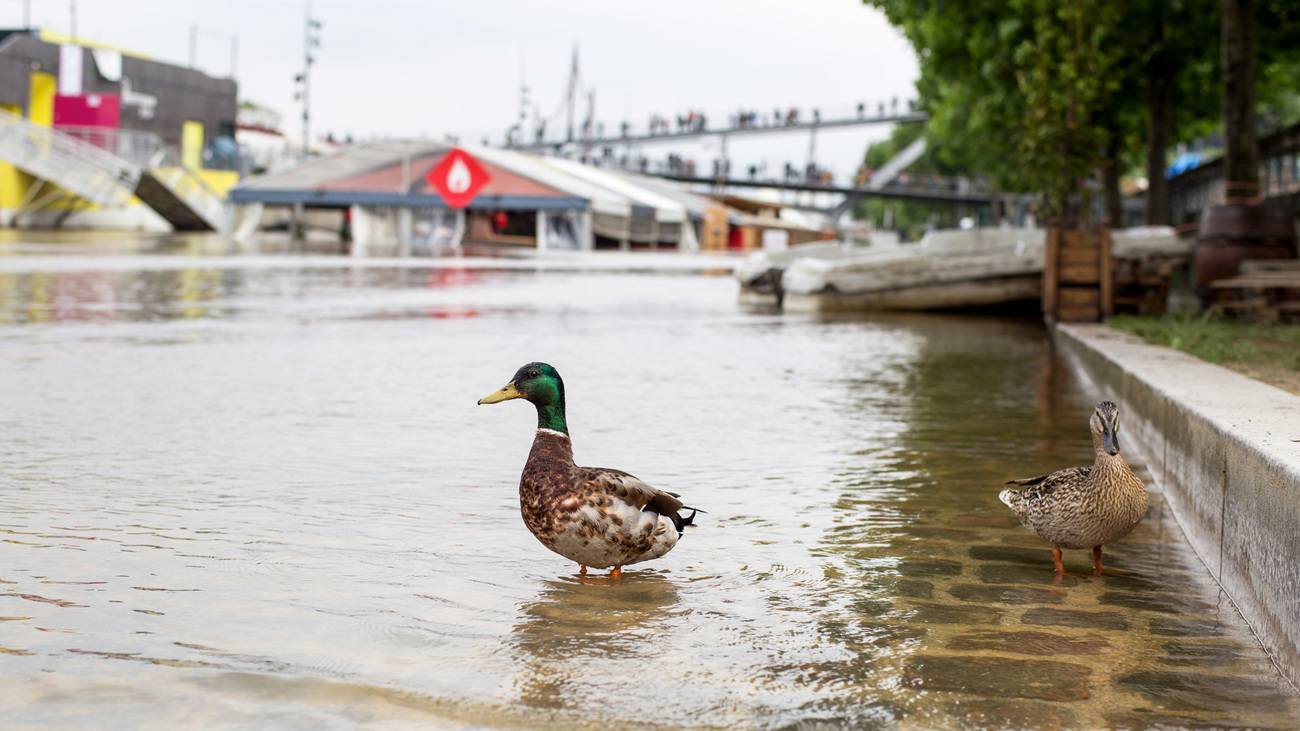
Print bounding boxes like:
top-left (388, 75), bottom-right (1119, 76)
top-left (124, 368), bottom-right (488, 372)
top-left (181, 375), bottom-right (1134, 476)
top-left (1109, 313), bottom-right (1300, 396)
top-left (1109, 313), bottom-right (1300, 370)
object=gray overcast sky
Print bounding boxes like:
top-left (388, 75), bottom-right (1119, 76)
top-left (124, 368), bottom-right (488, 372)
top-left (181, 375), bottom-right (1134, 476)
top-left (11, 0), bottom-right (919, 179)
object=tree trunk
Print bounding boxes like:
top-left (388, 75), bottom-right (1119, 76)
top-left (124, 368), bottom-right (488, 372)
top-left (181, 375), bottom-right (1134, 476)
top-left (1145, 44), bottom-right (1174, 225)
top-left (1104, 127), bottom-right (1123, 228)
top-left (1222, 0), bottom-right (1259, 190)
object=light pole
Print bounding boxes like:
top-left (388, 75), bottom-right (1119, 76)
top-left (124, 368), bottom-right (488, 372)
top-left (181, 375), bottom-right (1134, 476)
top-left (294, 1), bottom-right (323, 158)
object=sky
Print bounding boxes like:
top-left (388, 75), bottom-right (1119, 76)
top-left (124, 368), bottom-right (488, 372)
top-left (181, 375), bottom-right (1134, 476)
top-left (8, 0), bottom-right (920, 181)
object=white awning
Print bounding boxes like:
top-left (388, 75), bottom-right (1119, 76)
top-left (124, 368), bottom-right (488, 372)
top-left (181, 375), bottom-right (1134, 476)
top-left (542, 157), bottom-right (689, 225)
top-left (468, 146), bottom-right (631, 219)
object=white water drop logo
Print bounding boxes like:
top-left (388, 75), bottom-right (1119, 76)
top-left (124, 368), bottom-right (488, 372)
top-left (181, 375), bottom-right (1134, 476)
top-left (446, 158), bottom-right (472, 194)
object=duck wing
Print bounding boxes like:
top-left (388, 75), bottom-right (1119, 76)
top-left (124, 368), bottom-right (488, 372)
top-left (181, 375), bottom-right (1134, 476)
top-left (1004, 466), bottom-right (1091, 502)
top-left (574, 466), bottom-right (697, 531)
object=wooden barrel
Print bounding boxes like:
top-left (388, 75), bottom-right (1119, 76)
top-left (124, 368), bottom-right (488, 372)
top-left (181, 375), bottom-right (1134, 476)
top-left (1195, 203), bottom-right (1297, 289)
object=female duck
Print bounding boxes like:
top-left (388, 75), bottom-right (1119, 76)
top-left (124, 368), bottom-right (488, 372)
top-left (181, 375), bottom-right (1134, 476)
top-left (1000, 401), bottom-right (1148, 575)
top-left (478, 362), bottom-right (697, 577)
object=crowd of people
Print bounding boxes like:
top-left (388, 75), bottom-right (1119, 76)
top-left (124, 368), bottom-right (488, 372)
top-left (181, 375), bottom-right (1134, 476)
top-left (647, 111), bottom-right (709, 136)
top-left (516, 99), bottom-right (919, 145)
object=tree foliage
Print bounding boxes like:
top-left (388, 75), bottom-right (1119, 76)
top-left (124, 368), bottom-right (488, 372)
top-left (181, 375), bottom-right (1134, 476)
top-left (1013, 0), bottom-right (1124, 225)
top-left (863, 0), bottom-right (1296, 227)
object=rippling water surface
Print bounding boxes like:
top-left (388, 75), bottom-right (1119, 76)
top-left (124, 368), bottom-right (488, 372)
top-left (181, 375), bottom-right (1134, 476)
top-left (2, 249), bottom-right (1296, 729)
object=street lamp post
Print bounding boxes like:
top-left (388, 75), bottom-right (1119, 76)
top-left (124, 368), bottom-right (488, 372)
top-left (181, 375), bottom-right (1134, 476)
top-left (294, 1), bottom-right (323, 158)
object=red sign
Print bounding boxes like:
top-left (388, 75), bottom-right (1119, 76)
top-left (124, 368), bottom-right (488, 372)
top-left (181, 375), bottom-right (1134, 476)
top-left (53, 93), bottom-right (121, 129)
top-left (426, 148), bottom-right (491, 209)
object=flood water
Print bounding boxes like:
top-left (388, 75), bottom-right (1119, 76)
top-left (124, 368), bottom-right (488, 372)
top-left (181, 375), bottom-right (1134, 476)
top-left (2, 242), bottom-right (1297, 729)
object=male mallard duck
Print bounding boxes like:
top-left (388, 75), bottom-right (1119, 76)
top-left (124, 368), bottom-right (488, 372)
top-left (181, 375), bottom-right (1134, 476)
top-left (477, 362), bottom-right (697, 577)
top-left (1000, 401), bottom-right (1148, 575)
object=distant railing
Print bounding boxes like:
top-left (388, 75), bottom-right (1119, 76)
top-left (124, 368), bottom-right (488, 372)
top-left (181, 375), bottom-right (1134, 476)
top-left (55, 125), bottom-right (168, 169)
top-left (505, 100), bottom-right (926, 151)
top-left (0, 108), bottom-right (141, 206)
top-left (590, 151), bottom-right (990, 196)
top-left (59, 124), bottom-right (226, 227)
top-left (1167, 121), bottom-right (1300, 225)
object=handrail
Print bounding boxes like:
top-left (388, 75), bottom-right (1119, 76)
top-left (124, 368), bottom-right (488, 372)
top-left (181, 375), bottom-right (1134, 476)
top-left (0, 108), bottom-right (141, 206)
top-left (56, 123), bottom-right (226, 228)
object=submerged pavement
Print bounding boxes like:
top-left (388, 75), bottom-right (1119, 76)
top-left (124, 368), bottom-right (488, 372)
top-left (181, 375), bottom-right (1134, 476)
top-left (1058, 322), bottom-right (1300, 698)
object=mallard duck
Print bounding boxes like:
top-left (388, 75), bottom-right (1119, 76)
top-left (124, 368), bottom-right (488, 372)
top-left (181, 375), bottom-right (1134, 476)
top-left (1000, 401), bottom-right (1148, 575)
top-left (477, 362), bottom-right (697, 577)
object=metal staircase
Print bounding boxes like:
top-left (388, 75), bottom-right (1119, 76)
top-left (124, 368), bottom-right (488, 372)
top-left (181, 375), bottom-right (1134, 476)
top-left (829, 138), bottom-right (930, 219)
top-left (0, 107), bottom-right (141, 206)
top-left (0, 110), bottom-right (227, 232)
top-left (135, 166), bottom-right (226, 231)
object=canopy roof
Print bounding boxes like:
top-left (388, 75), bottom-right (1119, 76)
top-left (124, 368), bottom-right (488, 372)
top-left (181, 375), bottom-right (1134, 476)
top-left (230, 141), bottom-right (585, 210)
top-left (469, 146), bottom-right (633, 218)
top-left (542, 157), bottom-right (688, 224)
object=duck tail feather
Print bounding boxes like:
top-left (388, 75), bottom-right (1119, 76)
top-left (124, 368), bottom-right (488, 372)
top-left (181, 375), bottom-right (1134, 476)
top-left (673, 507), bottom-right (701, 534)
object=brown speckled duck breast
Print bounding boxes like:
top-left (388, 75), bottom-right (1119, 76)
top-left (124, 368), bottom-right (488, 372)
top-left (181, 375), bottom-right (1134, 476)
top-left (478, 362), bottom-right (697, 576)
top-left (1000, 401), bottom-right (1148, 574)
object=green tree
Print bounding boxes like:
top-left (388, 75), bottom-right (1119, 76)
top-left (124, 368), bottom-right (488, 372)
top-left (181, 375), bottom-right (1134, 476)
top-left (868, 0), bottom-right (1038, 192)
top-left (1257, 1), bottom-right (1300, 131)
top-left (862, 0), bottom-right (1280, 228)
top-left (1014, 0), bottom-right (1125, 226)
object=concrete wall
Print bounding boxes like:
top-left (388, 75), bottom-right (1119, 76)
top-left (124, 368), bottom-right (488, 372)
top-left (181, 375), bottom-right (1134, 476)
top-left (1055, 323), bottom-right (1300, 693)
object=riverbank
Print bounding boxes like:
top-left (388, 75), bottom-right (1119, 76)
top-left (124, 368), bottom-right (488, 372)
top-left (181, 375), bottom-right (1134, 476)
top-left (1109, 314), bottom-right (1300, 397)
top-left (1056, 323), bottom-right (1300, 694)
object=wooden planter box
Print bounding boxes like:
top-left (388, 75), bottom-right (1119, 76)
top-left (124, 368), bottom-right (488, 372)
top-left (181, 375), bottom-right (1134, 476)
top-left (1043, 228), bottom-right (1114, 323)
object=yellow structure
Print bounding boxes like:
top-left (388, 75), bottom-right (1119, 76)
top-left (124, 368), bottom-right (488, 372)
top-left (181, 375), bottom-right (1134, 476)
top-left (28, 72), bottom-right (55, 126)
top-left (181, 121), bottom-right (205, 170)
top-left (0, 32), bottom-right (237, 231)
top-left (37, 29), bottom-right (149, 58)
top-left (0, 103), bottom-right (33, 212)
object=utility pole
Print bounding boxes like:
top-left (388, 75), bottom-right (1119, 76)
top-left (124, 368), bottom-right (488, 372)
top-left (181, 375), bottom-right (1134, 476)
top-left (294, 1), bottom-right (322, 158)
top-left (189, 25), bottom-right (197, 68)
top-left (515, 53), bottom-right (528, 147)
top-left (23, 0), bottom-right (30, 29)
top-left (69, 0), bottom-right (76, 41)
top-left (566, 45), bottom-right (578, 143)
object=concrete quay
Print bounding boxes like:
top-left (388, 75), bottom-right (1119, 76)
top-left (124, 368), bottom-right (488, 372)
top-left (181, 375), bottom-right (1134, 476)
top-left (1056, 323), bottom-right (1300, 693)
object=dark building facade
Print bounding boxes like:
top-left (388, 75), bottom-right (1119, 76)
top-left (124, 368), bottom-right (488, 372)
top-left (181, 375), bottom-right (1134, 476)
top-left (0, 29), bottom-right (237, 153)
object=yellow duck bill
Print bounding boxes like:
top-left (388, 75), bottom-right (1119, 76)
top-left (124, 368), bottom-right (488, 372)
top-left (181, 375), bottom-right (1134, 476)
top-left (478, 382), bottom-right (522, 405)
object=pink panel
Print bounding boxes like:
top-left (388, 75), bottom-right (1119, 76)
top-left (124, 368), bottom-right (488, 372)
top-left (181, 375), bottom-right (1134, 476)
top-left (53, 93), bottom-right (122, 129)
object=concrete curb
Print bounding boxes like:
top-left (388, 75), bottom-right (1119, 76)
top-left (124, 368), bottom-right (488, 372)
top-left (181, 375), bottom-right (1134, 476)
top-left (1055, 323), bottom-right (1300, 693)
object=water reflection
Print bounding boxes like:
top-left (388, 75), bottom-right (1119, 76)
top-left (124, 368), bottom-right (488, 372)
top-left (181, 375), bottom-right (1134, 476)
top-left (507, 575), bottom-right (681, 711)
top-left (0, 265), bottom-right (499, 324)
top-left (812, 312), bottom-right (1297, 727)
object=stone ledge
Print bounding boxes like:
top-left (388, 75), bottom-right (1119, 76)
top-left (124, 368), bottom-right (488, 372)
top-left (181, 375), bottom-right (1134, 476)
top-left (1054, 323), bottom-right (1300, 693)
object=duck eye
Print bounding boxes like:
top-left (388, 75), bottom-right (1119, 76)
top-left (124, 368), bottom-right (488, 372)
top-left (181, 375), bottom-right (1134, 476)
top-left (528, 370), bottom-right (539, 378)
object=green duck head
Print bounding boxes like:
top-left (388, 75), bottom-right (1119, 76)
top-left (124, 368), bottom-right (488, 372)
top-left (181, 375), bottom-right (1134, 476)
top-left (477, 362), bottom-right (568, 434)
top-left (1090, 401), bottom-right (1121, 456)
